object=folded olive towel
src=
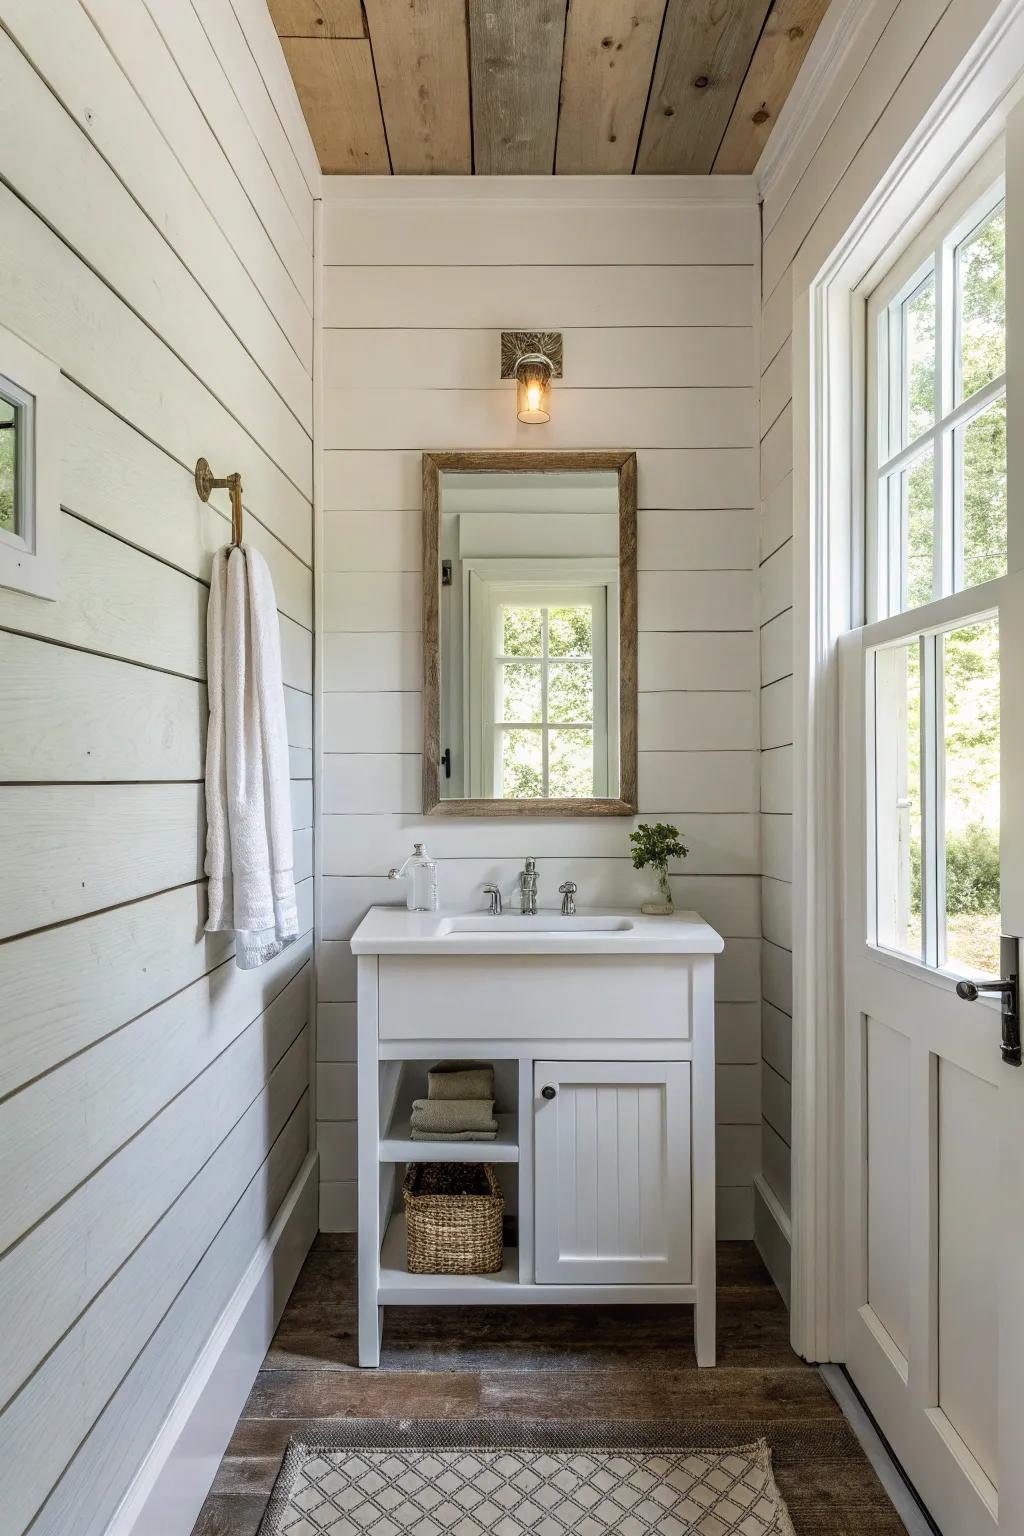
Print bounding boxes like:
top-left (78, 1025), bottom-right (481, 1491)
top-left (410, 1098), bottom-right (497, 1133)
top-left (409, 1128), bottom-right (497, 1141)
top-left (427, 1063), bottom-right (495, 1101)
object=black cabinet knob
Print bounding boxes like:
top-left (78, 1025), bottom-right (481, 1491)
top-left (541, 1085), bottom-right (557, 1100)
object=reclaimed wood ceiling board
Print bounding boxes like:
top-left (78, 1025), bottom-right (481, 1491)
top-left (270, 0), bottom-right (834, 175)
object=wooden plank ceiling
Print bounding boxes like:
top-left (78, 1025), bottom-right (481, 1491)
top-left (269, 0), bottom-right (831, 176)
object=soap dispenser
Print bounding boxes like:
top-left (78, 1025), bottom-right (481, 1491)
top-left (388, 843), bottom-right (439, 912)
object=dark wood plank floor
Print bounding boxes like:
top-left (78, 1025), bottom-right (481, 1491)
top-left (192, 1235), bottom-right (907, 1535)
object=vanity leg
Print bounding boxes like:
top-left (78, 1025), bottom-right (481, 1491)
top-left (359, 1304), bottom-right (383, 1368)
top-left (694, 1295), bottom-right (716, 1368)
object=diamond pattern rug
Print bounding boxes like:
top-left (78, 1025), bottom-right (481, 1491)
top-left (258, 1422), bottom-right (795, 1536)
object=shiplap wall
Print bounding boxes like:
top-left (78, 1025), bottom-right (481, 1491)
top-left (0, 3), bottom-right (316, 1531)
top-left (753, 0), bottom-right (1001, 1301)
top-left (318, 178), bottom-right (762, 1238)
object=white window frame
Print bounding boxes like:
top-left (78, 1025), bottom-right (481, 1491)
top-left (462, 557), bottom-right (618, 800)
top-left (866, 147), bottom-right (1007, 622)
top-left (864, 144), bottom-right (1007, 978)
top-left (0, 321), bottom-right (60, 601)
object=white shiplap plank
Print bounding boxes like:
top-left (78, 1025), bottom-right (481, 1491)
top-left (760, 334), bottom-right (792, 438)
top-left (317, 1062), bottom-right (358, 1120)
top-left (0, 784), bottom-right (204, 940)
top-left (638, 632), bottom-right (756, 692)
top-left (323, 572), bottom-right (422, 632)
top-left (761, 745), bottom-right (794, 814)
top-left (0, 513), bottom-right (205, 679)
top-left (30, 1104), bottom-right (309, 1536)
top-left (285, 685), bottom-right (314, 748)
top-left (323, 387), bottom-right (754, 451)
top-left (763, 1062), bottom-right (792, 1143)
top-left (761, 471), bottom-right (793, 562)
top-left (324, 509), bottom-right (421, 571)
top-left (319, 940), bottom-right (358, 1002)
top-left (638, 692), bottom-right (757, 751)
top-left (320, 1179), bottom-right (358, 1232)
top-left (318, 1119), bottom-right (358, 1180)
top-left (63, 382), bottom-right (312, 629)
top-left (324, 265), bottom-right (754, 329)
top-left (762, 938), bottom-right (793, 1016)
top-left (0, 24), bottom-right (312, 473)
top-left (322, 753), bottom-right (422, 813)
top-left (317, 1002), bottom-right (358, 1062)
top-left (0, 937), bottom-right (311, 1257)
top-left (0, 179), bottom-right (312, 562)
top-left (761, 404), bottom-right (793, 497)
top-left (638, 751), bottom-right (757, 812)
top-left (762, 875), bottom-right (793, 950)
top-left (762, 815), bottom-right (794, 885)
top-left (761, 675), bottom-right (794, 750)
top-left (717, 1002), bottom-right (761, 1064)
top-left (761, 607), bottom-right (793, 686)
top-left (323, 195), bottom-right (756, 266)
top-left (229, 0), bottom-right (321, 195)
top-left (326, 326), bottom-right (755, 389)
top-left (322, 633), bottom-right (423, 692)
top-left (323, 692), bottom-right (422, 753)
top-left (638, 508), bottom-right (756, 571)
top-left (715, 938), bottom-right (761, 1003)
top-left (762, 999), bottom-right (793, 1082)
top-left (78, 0), bottom-right (313, 311)
top-left (759, 543), bottom-right (794, 627)
top-left (0, 632), bottom-right (205, 782)
top-left (0, 970), bottom-right (309, 1413)
top-left (0, 879), bottom-right (313, 1101)
top-left (761, 266), bottom-right (793, 374)
top-left (639, 570), bottom-right (755, 632)
top-left (717, 1063), bottom-right (761, 1124)
top-left (762, 1121), bottom-right (792, 1211)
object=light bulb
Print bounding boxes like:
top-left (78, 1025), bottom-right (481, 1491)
top-left (514, 354), bottom-right (552, 424)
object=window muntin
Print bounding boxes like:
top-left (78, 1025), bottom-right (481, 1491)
top-left (869, 183), bottom-right (1007, 621)
top-left (495, 600), bottom-right (600, 799)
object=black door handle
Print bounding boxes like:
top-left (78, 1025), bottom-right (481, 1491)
top-left (955, 935), bottom-right (1021, 1066)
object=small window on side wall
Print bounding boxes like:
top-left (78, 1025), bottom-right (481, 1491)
top-left (0, 323), bottom-right (60, 600)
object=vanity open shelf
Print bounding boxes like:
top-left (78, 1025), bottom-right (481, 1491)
top-left (351, 905), bottom-right (723, 1367)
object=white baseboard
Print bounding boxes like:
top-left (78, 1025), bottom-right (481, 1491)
top-left (753, 1173), bottom-right (792, 1309)
top-left (106, 1151), bottom-right (319, 1536)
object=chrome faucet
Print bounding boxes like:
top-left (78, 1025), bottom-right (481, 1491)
top-left (519, 856), bottom-right (539, 916)
top-left (559, 881), bottom-right (577, 916)
top-left (482, 883), bottom-right (502, 916)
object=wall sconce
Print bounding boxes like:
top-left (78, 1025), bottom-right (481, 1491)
top-left (501, 331), bottom-right (563, 425)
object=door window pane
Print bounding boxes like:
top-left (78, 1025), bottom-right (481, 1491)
top-left (549, 730), bottom-right (593, 797)
top-left (502, 606), bottom-right (542, 656)
top-left (501, 662), bottom-right (541, 723)
top-left (958, 395), bottom-right (1007, 589)
top-left (886, 446), bottom-right (935, 610)
top-left (500, 728), bottom-right (543, 798)
top-left (942, 620), bottom-right (1000, 977)
top-left (874, 641), bottom-right (922, 960)
top-left (903, 272), bottom-right (935, 445)
top-left (548, 605), bottom-right (592, 657)
top-left (957, 203), bottom-right (1005, 402)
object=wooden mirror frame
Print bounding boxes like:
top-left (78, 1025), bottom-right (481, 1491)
top-left (422, 450), bottom-right (638, 818)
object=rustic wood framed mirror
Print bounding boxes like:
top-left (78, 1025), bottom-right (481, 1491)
top-left (422, 450), bottom-right (637, 817)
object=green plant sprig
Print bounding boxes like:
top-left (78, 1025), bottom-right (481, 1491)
top-left (630, 821), bottom-right (688, 871)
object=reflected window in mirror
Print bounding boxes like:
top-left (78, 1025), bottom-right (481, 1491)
top-left (0, 378), bottom-right (30, 542)
top-left (423, 455), bottom-right (636, 818)
top-left (0, 324), bottom-right (59, 601)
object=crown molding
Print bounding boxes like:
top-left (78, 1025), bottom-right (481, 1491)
top-left (320, 174), bottom-right (759, 207)
top-left (753, 0), bottom-right (872, 204)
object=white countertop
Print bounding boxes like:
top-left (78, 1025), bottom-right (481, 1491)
top-left (350, 905), bottom-right (724, 956)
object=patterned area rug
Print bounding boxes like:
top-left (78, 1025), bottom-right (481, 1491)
top-left (258, 1420), bottom-right (796, 1536)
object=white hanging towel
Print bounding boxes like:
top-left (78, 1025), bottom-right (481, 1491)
top-left (205, 544), bottom-right (298, 969)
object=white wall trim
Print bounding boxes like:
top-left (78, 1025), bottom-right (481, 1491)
top-left (320, 174), bottom-right (759, 206)
top-left (753, 0), bottom-right (869, 204)
top-left (105, 1152), bottom-right (318, 1536)
top-left (753, 1173), bottom-right (792, 1310)
top-left (788, 0), bottom-right (1024, 1364)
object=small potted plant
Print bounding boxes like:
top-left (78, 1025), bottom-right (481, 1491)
top-left (630, 822), bottom-right (688, 915)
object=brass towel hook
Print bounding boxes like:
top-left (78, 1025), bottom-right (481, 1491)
top-left (195, 457), bottom-right (243, 546)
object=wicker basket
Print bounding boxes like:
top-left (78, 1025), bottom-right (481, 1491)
top-left (403, 1162), bottom-right (504, 1275)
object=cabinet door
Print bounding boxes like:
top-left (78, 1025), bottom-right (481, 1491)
top-left (533, 1060), bottom-right (691, 1285)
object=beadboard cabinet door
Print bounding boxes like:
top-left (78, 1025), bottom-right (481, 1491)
top-left (533, 1060), bottom-right (691, 1284)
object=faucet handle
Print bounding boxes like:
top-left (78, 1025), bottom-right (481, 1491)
top-left (482, 882), bottom-right (502, 916)
top-left (558, 880), bottom-right (577, 916)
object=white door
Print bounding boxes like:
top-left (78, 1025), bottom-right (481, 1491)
top-left (840, 146), bottom-right (1024, 1533)
top-left (533, 1060), bottom-right (691, 1285)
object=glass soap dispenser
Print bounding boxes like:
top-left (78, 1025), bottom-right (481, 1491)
top-left (387, 843), bottom-right (439, 912)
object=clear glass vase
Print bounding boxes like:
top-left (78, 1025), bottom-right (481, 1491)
top-left (641, 863), bottom-right (674, 916)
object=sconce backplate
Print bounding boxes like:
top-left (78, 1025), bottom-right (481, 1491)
top-left (500, 331), bottom-right (563, 379)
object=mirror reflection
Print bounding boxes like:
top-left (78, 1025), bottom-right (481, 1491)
top-left (438, 469), bottom-right (621, 802)
top-left (0, 389), bottom-right (18, 536)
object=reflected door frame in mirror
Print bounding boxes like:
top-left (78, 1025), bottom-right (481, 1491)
top-left (422, 450), bottom-right (638, 817)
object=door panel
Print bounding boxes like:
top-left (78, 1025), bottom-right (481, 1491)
top-left (866, 1015), bottom-right (912, 1360)
top-left (533, 1060), bottom-right (691, 1285)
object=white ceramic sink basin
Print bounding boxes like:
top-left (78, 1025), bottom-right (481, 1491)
top-left (442, 914), bottom-right (633, 934)
top-left (350, 907), bottom-right (725, 956)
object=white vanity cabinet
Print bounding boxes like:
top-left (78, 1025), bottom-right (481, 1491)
top-left (350, 907), bottom-right (723, 1370)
